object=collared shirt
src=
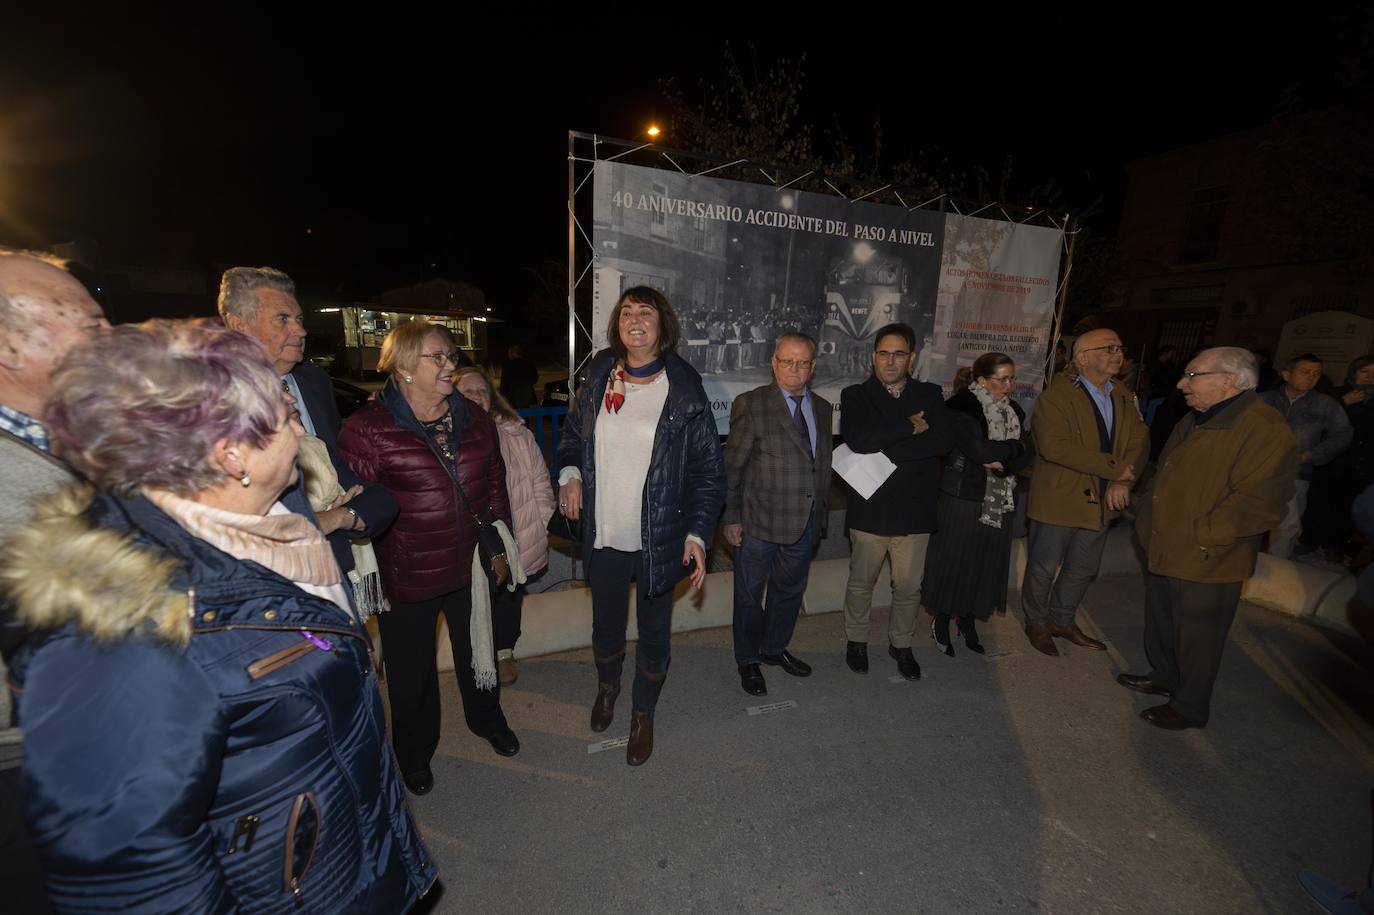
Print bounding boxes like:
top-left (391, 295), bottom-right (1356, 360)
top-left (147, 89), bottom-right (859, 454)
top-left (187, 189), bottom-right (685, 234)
top-left (778, 385), bottom-right (817, 454)
top-left (1083, 376), bottom-right (1115, 438)
top-left (882, 378), bottom-right (908, 399)
top-left (281, 372), bottom-right (318, 437)
top-left (0, 404), bottom-right (50, 452)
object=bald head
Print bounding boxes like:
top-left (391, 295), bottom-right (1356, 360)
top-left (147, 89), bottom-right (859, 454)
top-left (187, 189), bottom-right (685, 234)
top-left (1072, 328), bottom-right (1124, 387)
top-left (0, 252), bottom-right (109, 417)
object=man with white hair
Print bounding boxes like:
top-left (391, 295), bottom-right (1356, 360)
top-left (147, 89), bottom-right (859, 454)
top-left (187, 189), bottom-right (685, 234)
top-left (0, 247), bottom-right (110, 912)
top-left (218, 266), bottom-right (397, 581)
top-left (1121, 346), bottom-right (1297, 729)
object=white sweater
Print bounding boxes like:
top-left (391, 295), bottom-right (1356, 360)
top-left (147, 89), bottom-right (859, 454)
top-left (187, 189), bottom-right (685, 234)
top-left (592, 374), bottom-right (670, 551)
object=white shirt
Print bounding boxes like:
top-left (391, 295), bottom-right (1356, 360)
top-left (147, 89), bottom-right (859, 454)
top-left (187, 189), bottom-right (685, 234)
top-left (592, 374), bottom-right (670, 551)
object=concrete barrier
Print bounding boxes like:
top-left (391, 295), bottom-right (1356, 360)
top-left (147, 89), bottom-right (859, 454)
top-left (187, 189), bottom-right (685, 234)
top-left (429, 525), bottom-right (1364, 671)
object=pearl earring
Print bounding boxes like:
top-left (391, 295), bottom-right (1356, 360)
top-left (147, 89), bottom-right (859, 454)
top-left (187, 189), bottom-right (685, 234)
top-left (240, 472), bottom-right (251, 487)
top-left (404, 375), bottom-right (413, 384)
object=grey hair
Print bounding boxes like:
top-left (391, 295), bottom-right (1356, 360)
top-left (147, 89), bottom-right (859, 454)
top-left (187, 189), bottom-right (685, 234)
top-left (773, 331), bottom-right (818, 359)
top-left (217, 266), bottom-right (296, 322)
top-left (1196, 346), bottom-right (1258, 391)
top-left (0, 246), bottom-right (71, 325)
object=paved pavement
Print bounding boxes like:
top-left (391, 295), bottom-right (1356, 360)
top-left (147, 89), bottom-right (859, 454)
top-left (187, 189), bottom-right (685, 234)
top-left (400, 572), bottom-right (1374, 915)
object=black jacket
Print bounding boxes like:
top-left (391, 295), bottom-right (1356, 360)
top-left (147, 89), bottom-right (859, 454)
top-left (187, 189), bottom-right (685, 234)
top-left (938, 387), bottom-right (1034, 501)
top-left (557, 349), bottom-right (725, 598)
top-left (840, 375), bottom-right (954, 535)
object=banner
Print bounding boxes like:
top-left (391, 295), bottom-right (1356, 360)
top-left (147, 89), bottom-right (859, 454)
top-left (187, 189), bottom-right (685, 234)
top-left (591, 161), bottom-right (1062, 430)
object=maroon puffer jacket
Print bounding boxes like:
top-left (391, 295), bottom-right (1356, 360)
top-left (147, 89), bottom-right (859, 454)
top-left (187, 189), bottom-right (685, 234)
top-left (338, 384), bottom-right (511, 602)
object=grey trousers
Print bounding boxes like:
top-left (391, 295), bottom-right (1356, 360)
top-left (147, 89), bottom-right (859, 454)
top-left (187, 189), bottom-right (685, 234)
top-left (1143, 572), bottom-right (1243, 724)
top-left (1019, 519), bottom-right (1109, 628)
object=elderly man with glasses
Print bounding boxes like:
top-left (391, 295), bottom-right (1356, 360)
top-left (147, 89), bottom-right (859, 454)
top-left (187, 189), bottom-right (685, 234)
top-left (1121, 347), bottom-right (1297, 729)
top-left (723, 332), bottom-right (835, 696)
top-left (1021, 328), bottom-right (1150, 656)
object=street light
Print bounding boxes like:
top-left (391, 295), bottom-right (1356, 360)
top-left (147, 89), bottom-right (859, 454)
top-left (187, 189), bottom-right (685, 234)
top-left (646, 125), bottom-right (661, 139)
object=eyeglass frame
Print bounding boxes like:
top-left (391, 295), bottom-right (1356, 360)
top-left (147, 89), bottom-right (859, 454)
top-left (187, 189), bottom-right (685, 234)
top-left (1079, 343), bottom-right (1125, 355)
top-left (419, 350), bottom-right (459, 368)
top-left (1181, 370), bottom-right (1232, 380)
top-left (772, 356), bottom-right (815, 371)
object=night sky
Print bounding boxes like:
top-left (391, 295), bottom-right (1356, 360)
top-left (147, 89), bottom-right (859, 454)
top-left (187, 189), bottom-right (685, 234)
top-left (1, 9), bottom-right (1364, 317)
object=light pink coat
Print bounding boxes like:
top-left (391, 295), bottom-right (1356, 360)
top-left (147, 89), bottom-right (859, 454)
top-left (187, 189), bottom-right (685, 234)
top-left (496, 418), bottom-right (556, 575)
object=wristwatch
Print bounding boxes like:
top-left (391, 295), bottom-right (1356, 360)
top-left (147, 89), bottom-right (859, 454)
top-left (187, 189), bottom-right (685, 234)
top-left (344, 507), bottom-right (361, 532)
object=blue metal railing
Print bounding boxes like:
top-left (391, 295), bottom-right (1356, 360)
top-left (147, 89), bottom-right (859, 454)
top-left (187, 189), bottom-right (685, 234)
top-left (517, 406), bottom-right (569, 477)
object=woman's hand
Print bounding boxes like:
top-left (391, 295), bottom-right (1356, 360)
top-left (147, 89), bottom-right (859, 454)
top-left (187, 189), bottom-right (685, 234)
top-left (317, 485), bottom-right (365, 535)
top-left (683, 539), bottom-right (706, 589)
top-left (559, 479), bottom-right (582, 521)
top-left (1343, 388), bottom-right (1366, 406)
top-left (982, 461), bottom-right (1004, 472)
top-left (491, 554), bottom-right (510, 588)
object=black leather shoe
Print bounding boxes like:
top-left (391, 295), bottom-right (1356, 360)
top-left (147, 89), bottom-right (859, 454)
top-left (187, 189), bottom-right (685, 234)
top-left (403, 767), bottom-right (434, 796)
top-left (761, 650), bottom-right (812, 677)
top-left (1116, 672), bottom-right (1172, 696)
top-left (1140, 704), bottom-right (1204, 731)
top-left (845, 641), bottom-right (869, 674)
top-left (486, 727), bottom-right (520, 757)
top-left (888, 644), bottom-right (922, 681)
top-left (739, 664), bottom-right (767, 696)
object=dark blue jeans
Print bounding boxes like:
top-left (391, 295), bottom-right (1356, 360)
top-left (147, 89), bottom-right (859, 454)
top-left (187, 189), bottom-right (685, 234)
top-left (732, 519), bottom-right (814, 665)
top-left (590, 548), bottom-right (673, 717)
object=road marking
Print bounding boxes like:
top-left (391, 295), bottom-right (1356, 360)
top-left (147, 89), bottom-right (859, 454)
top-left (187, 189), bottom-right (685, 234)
top-left (587, 736), bottom-right (628, 754)
top-left (983, 649), bottom-right (1019, 660)
top-left (747, 699), bottom-right (798, 716)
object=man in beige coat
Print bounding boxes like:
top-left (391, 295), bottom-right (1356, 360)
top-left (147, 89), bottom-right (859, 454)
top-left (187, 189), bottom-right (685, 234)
top-left (1022, 329), bottom-right (1150, 655)
top-left (1121, 347), bottom-right (1296, 729)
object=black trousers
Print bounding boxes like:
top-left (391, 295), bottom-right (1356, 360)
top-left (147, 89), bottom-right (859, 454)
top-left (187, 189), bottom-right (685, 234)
top-left (589, 548), bottom-right (673, 717)
top-left (1143, 572), bottom-right (1243, 724)
top-left (378, 588), bottom-right (508, 776)
top-left (494, 584), bottom-right (525, 653)
top-left (0, 767), bottom-right (51, 914)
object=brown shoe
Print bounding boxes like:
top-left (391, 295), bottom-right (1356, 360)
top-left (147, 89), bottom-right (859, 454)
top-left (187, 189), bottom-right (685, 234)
top-left (1026, 624), bottom-right (1059, 656)
top-left (1049, 624), bottom-right (1107, 650)
top-left (627, 711), bottom-right (654, 766)
top-left (590, 682), bottom-right (620, 733)
top-left (497, 657), bottom-right (519, 686)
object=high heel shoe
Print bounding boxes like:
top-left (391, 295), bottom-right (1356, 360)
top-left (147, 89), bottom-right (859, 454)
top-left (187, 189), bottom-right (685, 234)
top-left (931, 614), bottom-right (954, 657)
top-left (957, 616), bottom-right (986, 655)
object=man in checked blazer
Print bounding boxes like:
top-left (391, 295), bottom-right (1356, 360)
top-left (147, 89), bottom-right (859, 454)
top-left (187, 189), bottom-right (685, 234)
top-left (723, 332), bottom-right (834, 696)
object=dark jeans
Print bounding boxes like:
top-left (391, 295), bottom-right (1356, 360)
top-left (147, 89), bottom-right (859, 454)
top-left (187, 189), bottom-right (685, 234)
top-left (378, 588), bottom-right (508, 776)
top-left (589, 548), bottom-right (673, 718)
top-left (732, 520), bottom-right (813, 665)
top-left (1143, 572), bottom-right (1243, 724)
top-left (494, 584), bottom-right (525, 653)
top-left (1020, 520), bottom-right (1109, 628)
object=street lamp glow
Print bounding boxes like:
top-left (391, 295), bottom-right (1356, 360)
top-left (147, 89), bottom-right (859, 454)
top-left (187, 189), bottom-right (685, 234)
top-left (646, 125), bottom-right (661, 139)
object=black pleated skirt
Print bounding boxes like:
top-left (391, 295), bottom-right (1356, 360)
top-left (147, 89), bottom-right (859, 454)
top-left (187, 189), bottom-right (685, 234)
top-left (922, 491), bottom-right (1015, 619)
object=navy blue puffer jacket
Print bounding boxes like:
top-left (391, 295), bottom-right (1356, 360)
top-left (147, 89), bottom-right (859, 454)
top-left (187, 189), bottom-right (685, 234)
top-left (3, 488), bottom-right (437, 914)
top-left (558, 349), bottom-right (725, 597)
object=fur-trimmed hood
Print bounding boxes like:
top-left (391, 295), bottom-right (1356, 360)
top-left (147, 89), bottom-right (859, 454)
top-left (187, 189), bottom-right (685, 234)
top-left (1, 484), bottom-right (190, 646)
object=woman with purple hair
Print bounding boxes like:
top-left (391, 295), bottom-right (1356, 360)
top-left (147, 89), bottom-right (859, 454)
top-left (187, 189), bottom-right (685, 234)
top-left (1, 319), bottom-right (436, 913)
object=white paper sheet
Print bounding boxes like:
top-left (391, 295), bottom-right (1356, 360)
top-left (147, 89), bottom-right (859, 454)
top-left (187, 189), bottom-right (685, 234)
top-left (831, 443), bottom-right (896, 500)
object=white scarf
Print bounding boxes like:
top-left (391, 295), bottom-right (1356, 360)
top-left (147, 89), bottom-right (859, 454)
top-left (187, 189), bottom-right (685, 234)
top-left (469, 520), bottom-right (525, 690)
top-left (970, 383), bottom-right (1021, 528)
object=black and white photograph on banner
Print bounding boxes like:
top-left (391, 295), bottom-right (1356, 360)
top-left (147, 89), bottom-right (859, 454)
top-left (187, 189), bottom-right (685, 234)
top-left (591, 161), bottom-right (946, 431)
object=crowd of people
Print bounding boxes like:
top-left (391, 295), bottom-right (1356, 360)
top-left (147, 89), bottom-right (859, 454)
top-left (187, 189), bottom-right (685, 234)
top-left (0, 247), bottom-right (1369, 912)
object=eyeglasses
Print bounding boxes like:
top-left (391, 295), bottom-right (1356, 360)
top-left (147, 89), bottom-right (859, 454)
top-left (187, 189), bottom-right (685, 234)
top-left (1182, 370), bottom-right (1230, 379)
top-left (420, 350), bottom-right (459, 367)
top-left (774, 358), bottom-right (815, 371)
top-left (1080, 344), bottom-right (1125, 355)
top-left (987, 375), bottom-right (1017, 384)
top-left (875, 350), bottom-right (911, 361)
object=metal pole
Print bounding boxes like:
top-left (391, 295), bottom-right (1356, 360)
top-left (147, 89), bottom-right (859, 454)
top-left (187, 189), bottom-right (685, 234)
top-left (567, 130), bottom-right (577, 398)
top-left (1046, 214), bottom-right (1077, 384)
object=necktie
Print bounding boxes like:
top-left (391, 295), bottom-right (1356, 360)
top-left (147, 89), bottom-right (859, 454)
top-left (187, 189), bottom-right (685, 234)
top-left (790, 395), bottom-right (812, 457)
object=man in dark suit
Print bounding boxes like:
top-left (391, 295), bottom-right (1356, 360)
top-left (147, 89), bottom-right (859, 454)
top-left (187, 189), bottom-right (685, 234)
top-left (840, 322), bottom-right (953, 680)
top-left (218, 267), bottom-right (397, 577)
top-left (723, 332), bottom-right (834, 697)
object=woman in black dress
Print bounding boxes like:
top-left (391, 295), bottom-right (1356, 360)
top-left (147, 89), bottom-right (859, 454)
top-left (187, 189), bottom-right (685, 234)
top-left (923, 352), bottom-right (1034, 655)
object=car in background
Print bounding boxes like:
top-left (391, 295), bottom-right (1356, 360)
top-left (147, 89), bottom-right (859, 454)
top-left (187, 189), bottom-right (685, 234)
top-left (332, 377), bottom-right (373, 419)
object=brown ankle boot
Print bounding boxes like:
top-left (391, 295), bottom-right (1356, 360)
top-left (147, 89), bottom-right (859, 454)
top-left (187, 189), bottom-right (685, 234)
top-left (627, 711), bottom-right (654, 766)
top-left (590, 682), bottom-right (620, 733)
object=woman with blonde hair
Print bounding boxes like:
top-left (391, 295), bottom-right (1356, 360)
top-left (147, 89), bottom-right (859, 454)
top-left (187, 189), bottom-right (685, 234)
top-left (455, 365), bottom-right (556, 685)
top-left (339, 320), bottom-right (518, 797)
